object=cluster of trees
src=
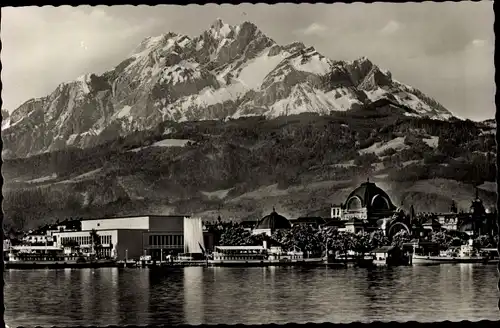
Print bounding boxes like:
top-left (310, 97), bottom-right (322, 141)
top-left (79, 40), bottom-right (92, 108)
top-left (206, 220), bottom-right (402, 260)
top-left (205, 219), bottom-right (498, 259)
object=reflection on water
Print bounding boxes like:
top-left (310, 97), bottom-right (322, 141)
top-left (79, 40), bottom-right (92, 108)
top-left (184, 267), bottom-right (205, 325)
top-left (4, 265), bottom-right (500, 326)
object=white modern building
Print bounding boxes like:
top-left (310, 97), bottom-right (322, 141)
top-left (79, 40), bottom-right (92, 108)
top-left (53, 215), bottom-right (188, 261)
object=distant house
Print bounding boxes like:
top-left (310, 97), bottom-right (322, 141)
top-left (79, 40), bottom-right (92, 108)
top-left (436, 213), bottom-right (460, 231)
top-left (344, 218), bottom-right (365, 234)
top-left (3, 238), bottom-right (11, 252)
top-left (322, 219), bottom-right (346, 231)
top-left (290, 217), bottom-right (326, 229)
top-left (410, 240), bottom-right (441, 256)
top-left (372, 245), bottom-right (404, 265)
top-left (373, 246), bottom-right (395, 260)
top-left (422, 218), bottom-right (441, 232)
top-left (411, 223), bottom-right (428, 239)
top-left (240, 220), bottom-right (258, 231)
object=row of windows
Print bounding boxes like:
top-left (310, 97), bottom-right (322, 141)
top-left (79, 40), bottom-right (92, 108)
top-left (61, 235), bottom-right (112, 246)
top-left (148, 235), bottom-right (183, 246)
top-left (213, 256), bottom-right (266, 261)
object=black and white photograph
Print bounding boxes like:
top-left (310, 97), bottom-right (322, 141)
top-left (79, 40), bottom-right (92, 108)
top-left (1, 2), bottom-right (498, 327)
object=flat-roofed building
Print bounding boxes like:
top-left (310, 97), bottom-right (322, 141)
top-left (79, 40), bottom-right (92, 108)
top-left (53, 215), bottom-right (188, 261)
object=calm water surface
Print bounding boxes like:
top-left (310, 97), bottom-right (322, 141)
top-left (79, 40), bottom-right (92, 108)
top-left (4, 264), bottom-right (500, 326)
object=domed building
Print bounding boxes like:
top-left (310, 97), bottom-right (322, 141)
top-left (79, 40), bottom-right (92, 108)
top-left (252, 208), bottom-right (292, 236)
top-left (326, 179), bottom-right (403, 236)
top-left (342, 179), bottom-right (398, 222)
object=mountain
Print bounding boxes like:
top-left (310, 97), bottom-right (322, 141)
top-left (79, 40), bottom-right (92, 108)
top-left (2, 111), bottom-right (496, 230)
top-left (2, 19), bottom-right (453, 159)
top-left (2, 109), bottom-right (10, 130)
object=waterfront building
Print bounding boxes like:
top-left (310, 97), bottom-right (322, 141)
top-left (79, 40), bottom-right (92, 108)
top-left (327, 179), bottom-right (405, 237)
top-left (46, 225), bottom-right (79, 236)
top-left (344, 218), bottom-right (365, 233)
top-left (252, 208), bottom-right (292, 236)
top-left (422, 218), bottom-right (442, 232)
top-left (433, 191), bottom-right (497, 237)
top-left (436, 213), bottom-right (460, 231)
top-left (342, 179), bottom-right (398, 222)
top-left (372, 246), bottom-right (399, 261)
top-left (53, 215), bottom-right (188, 261)
top-left (22, 234), bottom-right (55, 245)
top-left (3, 238), bottom-right (11, 252)
top-left (52, 214), bottom-right (216, 261)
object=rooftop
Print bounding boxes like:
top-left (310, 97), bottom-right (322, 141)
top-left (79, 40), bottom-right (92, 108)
top-left (292, 217), bottom-right (326, 223)
top-left (82, 214), bottom-right (191, 221)
top-left (255, 209), bottom-right (291, 230)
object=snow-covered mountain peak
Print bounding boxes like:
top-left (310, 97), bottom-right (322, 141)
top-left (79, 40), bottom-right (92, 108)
top-left (209, 18), bottom-right (233, 38)
top-left (3, 20), bottom-right (456, 159)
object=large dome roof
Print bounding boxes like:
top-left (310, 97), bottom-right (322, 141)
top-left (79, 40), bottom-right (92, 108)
top-left (345, 180), bottom-right (396, 212)
top-left (254, 209), bottom-right (291, 230)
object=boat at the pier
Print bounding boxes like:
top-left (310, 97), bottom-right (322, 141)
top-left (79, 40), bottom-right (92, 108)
top-left (412, 243), bottom-right (490, 265)
top-left (5, 245), bottom-right (116, 269)
top-left (207, 245), bottom-right (324, 267)
top-left (479, 248), bottom-right (499, 263)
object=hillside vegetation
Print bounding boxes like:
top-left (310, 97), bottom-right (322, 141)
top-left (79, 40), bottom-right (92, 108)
top-left (2, 108), bottom-right (496, 230)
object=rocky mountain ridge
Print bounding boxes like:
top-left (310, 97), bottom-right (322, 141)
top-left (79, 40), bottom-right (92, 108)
top-left (2, 19), bottom-right (454, 159)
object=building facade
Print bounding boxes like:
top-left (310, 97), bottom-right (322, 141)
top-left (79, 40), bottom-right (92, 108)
top-left (326, 179), bottom-right (401, 236)
top-left (53, 215), bottom-right (188, 261)
top-left (341, 179), bottom-right (398, 222)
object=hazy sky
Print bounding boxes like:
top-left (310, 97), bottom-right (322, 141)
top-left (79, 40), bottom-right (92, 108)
top-left (1, 3), bottom-right (495, 121)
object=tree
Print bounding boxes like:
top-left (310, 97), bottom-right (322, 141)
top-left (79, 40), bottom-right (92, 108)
top-left (334, 232), bottom-right (355, 265)
top-left (429, 231), bottom-right (455, 250)
top-left (246, 232), bottom-right (280, 247)
top-left (352, 232), bottom-right (372, 259)
top-left (219, 224), bottom-right (251, 246)
top-left (474, 235), bottom-right (494, 248)
top-left (321, 227), bottom-right (341, 258)
top-left (274, 225), bottom-right (323, 257)
top-left (391, 230), bottom-right (411, 248)
top-left (90, 229), bottom-right (102, 258)
top-left (370, 230), bottom-right (389, 249)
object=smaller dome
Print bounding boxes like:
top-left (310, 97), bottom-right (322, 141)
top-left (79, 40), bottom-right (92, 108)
top-left (255, 209), bottom-right (291, 230)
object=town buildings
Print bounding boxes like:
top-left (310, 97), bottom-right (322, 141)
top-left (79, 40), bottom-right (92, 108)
top-left (49, 215), bottom-right (215, 261)
top-left (10, 180), bottom-right (496, 262)
top-left (323, 180), bottom-right (496, 239)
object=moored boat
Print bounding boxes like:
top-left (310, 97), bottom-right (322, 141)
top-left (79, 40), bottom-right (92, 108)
top-left (207, 245), bottom-right (324, 267)
top-left (5, 245), bottom-right (117, 269)
top-left (412, 243), bottom-right (489, 265)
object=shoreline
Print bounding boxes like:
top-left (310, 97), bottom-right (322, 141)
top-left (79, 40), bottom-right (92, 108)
top-left (4, 260), bottom-right (498, 270)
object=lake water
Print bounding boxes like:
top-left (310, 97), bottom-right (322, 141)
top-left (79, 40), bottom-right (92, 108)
top-left (4, 264), bottom-right (500, 326)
